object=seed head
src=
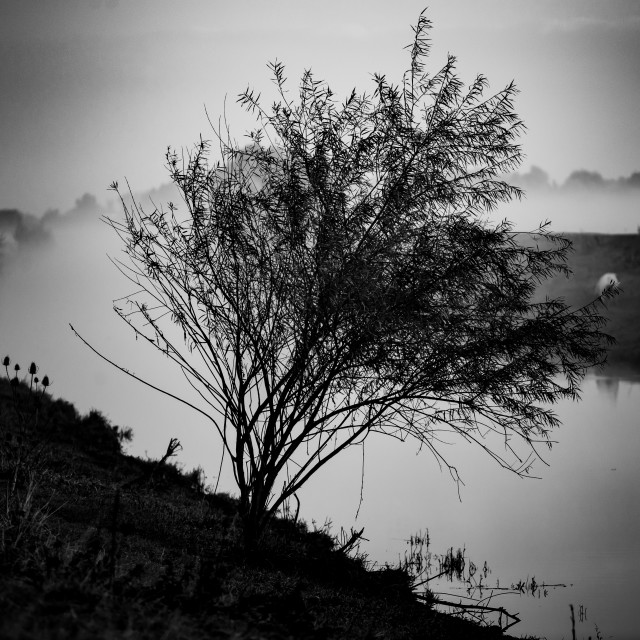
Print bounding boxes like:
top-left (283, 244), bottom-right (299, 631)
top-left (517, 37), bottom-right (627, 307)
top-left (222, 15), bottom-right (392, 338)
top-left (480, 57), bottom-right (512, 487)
top-left (29, 362), bottom-right (38, 375)
top-left (2, 356), bottom-right (9, 367)
top-left (42, 375), bottom-right (50, 387)
top-left (14, 364), bottom-right (20, 372)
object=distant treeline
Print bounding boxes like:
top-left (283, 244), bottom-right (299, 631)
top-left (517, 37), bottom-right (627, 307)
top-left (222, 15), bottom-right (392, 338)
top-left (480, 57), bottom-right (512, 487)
top-left (507, 166), bottom-right (640, 194)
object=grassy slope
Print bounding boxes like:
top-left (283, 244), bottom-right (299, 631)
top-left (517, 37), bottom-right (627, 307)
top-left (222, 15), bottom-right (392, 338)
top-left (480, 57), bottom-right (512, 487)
top-left (0, 378), bottom-right (523, 640)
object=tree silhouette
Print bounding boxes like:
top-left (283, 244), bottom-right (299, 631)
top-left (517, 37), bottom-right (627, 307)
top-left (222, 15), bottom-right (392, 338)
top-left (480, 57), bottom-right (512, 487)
top-left (104, 12), bottom-right (614, 546)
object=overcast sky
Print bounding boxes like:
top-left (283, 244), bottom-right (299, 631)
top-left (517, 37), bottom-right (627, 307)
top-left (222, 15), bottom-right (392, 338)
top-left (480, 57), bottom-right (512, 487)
top-left (1, 0), bottom-right (640, 216)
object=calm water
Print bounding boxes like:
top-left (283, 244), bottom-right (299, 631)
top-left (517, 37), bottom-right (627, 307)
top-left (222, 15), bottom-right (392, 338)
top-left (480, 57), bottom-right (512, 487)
top-left (298, 376), bottom-right (640, 639)
top-left (2, 220), bottom-right (638, 638)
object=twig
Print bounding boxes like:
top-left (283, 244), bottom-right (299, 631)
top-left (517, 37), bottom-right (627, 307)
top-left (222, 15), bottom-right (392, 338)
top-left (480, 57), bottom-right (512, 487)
top-left (417, 593), bottom-right (521, 632)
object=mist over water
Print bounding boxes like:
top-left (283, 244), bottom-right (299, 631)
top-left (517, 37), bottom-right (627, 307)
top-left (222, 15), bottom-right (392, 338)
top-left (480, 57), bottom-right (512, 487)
top-left (500, 189), bottom-right (640, 235)
top-left (1, 187), bottom-right (639, 639)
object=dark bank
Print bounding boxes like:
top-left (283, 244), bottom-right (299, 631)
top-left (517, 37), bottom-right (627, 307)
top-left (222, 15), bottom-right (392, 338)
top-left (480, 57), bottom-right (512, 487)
top-left (0, 372), bottom-right (529, 640)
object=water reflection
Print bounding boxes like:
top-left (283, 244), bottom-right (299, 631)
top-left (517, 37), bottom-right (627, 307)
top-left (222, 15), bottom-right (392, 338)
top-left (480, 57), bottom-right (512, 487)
top-left (595, 376), bottom-right (620, 402)
top-left (298, 375), bottom-right (640, 640)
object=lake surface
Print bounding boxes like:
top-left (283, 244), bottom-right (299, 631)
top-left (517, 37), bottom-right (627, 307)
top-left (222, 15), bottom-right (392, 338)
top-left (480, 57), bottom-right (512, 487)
top-left (2, 219), bottom-right (638, 638)
top-left (297, 375), bottom-right (640, 639)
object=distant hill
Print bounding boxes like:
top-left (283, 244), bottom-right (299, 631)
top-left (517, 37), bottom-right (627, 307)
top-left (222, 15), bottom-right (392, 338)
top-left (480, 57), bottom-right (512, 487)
top-left (536, 233), bottom-right (640, 378)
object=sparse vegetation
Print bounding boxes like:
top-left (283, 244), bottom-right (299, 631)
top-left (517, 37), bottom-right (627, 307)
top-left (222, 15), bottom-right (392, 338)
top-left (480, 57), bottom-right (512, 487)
top-left (399, 530), bottom-right (568, 633)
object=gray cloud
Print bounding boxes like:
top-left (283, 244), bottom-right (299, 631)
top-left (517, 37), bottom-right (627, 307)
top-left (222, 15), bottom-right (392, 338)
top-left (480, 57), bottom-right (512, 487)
top-left (544, 14), bottom-right (640, 34)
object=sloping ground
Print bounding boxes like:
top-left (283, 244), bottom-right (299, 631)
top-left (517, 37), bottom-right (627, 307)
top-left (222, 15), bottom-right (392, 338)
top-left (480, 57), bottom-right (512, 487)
top-left (0, 378), bottom-right (523, 640)
top-left (539, 233), bottom-right (640, 377)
